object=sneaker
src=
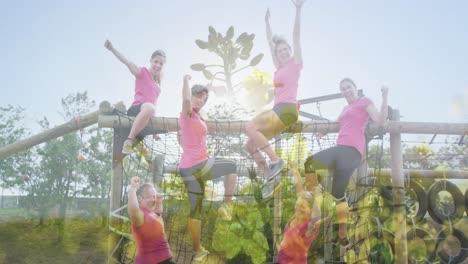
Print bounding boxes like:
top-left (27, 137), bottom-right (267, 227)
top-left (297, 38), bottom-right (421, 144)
top-left (266, 159), bottom-right (285, 182)
top-left (218, 203), bottom-right (232, 221)
top-left (262, 175), bottom-right (282, 199)
top-left (122, 138), bottom-right (135, 155)
top-left (192, 248), bottom-right (209, 262)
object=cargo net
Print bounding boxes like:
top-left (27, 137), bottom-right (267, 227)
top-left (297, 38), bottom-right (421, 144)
top-left (107, 116), bottom-right (467, 264)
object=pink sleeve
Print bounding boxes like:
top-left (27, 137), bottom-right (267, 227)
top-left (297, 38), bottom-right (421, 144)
top-left (361, 97), bottom-right (373, 108)
top-left (137, 67), bottom-right (148, 79)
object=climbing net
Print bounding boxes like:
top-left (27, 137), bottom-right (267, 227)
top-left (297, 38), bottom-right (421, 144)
top-left (107, 113), bottom-right (467, 264)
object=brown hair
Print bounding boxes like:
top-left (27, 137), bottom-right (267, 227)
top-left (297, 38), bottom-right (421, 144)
top-left (150, 50), bottom-right (166, 84)
top-left (136, 183), bottom-right (156, 198)
top-left (151, 50), bottom-right (166, 60)
top-left (339, 78), bottom-right (357, 89)
top-left (191, 84), bottom-right (209, 103)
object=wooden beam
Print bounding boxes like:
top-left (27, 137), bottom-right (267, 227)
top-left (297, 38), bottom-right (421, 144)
top-left (0, 109), bottom-right (100, 160)
top-left (159, 165), bottom-right (468, 179)
top-left (389, 109), bottom-right (407, 264)
top-left (98, 115), bottom-right (468, 136)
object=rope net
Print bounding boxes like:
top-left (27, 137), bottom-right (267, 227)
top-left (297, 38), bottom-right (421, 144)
top-left (107, 113), bottom-right (467, 264)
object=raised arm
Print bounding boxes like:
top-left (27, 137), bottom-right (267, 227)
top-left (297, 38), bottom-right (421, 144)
top-left (291, 0), bottom-right (305, 64)
top-left (265, 9), bottom-right (279, 68)
top-left (104, 39), bottom-right (141, 77)
top-left (305, 197), bottom-right (322, 237)
top-left (127, 176), bottom-right (144, 226)
top-left (366, 86), bottom-right (389, 126)
top-left (182, 75), bottom-right (192, 117)
top-left (290, 162), bottom-right (305, 194)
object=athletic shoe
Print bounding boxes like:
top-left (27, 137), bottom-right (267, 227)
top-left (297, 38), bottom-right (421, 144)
top-left (192, 248), bottom-right (209, 262)
top-left (266, 159), bottom-right (285, 182)
top-left (218, 203), bottom-right (232, 221)
top-left (262, 175), bottom-right (282, 199)
top-left (122, 138), bottom-right (135, 155)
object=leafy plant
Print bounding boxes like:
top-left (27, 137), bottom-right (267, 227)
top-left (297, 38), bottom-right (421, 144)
top-left (191, 26), bottom-right (264, 96)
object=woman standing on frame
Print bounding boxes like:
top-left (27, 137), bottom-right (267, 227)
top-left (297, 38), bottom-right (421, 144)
top-left (304, 78), bottom-right (389, 246)
top-left (178, 75), bottom-right (238, 262)
top-left (245, 0), bottom-right (306, 199)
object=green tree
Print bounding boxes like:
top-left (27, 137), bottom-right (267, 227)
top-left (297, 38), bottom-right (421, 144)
top-left (80, 127), bottom-right (112, 226)
top-left (0, 106), bottom-right (31, 186)
top-left (0, 105), bottom-right (35, 209)
top-left (35, 92), bottom-right (96, 240)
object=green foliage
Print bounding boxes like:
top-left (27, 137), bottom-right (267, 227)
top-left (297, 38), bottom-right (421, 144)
top-left (0, 105), bottom-right (32, 189)
top-left (212, 202), bottom-right (270, 264)
top-left (192, 25), bottom-right (264, 96)
top-left (241, 69), bottom-right (274, 111)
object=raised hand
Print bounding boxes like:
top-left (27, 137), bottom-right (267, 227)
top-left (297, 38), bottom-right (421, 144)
top-left (381, 85), bottom-right (389, 98)
top-left (104, 39), bottom-right (113, 51)
top-left (130, 176), bottom-right (140, 189)
top-left (265, 8), bottom-right (271, 23)
top-left (184, 74), bottom-right (191, 82)
top-left (291, 0), bottom-right (306, 8)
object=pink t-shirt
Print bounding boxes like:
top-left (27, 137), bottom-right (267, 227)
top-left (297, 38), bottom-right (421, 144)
top-left (179, 111), bottom-right (209, 168)
top-left (336, 97), bottom-right (373, 156)
top-left (132, 67), bottom-right (161, 106)
top-left (277, 216), bottom-right (320, 264)
top-left (273, 59), bottom-right (302, 106)
top-left (131, 209), bottom-right (172, 264)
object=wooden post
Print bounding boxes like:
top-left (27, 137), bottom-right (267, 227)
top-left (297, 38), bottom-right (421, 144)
top-left (108, 127), bottom-right (128, 263)
top-left (110, 128), bottom-right (127, 224)
top-left (152, 154), bottom-right (165, 186)
top-left (323, 169), bottom-right (333, 263)
top-left (390, 109), bottom-right (408, 264)
top-left (346, 151), bottom-right (368, 261)
top-left (272, 137), bottom-right (282, 263)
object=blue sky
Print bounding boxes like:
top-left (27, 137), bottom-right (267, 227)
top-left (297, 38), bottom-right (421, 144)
top-left (1, 0), bottom-right (467, 134)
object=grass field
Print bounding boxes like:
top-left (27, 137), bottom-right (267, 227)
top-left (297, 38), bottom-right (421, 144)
top-left (0, 208), bottom-right (108, 264)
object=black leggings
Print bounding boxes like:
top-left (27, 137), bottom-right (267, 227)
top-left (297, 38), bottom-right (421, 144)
top-left (127, 103), bottom-right (143, 117)
top-left (179, 157), bottom-right (237, 219)
top-left (304, 145), bottom-right (362, 202)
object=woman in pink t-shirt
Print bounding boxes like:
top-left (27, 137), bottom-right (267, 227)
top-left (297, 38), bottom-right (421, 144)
top-left (104, 39), bottom-right (166, 154)
top-left (245, 0), bottom-right (305, 199)
top-left (179, 75), bottom-right (237, 262)
top-left (304, 78), bottom-right (389, 246)
top-left (128, 176), bottom-right (174, 264)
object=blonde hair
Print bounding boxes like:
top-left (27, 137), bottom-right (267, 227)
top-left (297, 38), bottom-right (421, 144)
top-left (298, 191), bottom-right (315, 209)
top-left (272, 35), bottom-right (291, 55)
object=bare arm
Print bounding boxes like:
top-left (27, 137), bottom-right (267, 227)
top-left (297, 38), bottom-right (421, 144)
top-left (265, 9), bottom-right (279, 68)
top-left (127, 176), bottom-right (144, 226)
top-left (290, 163), bottom-right (305, 194)
top-left (291, 0), bottom-right (305, 64)
top-left (366, 86), bottom-right (389, 126)
top-left (104, 39), bottom-right (141, 77)
top-left (305, 197), bottom-right (322, 237)
top-left (182, 75), bottom-right (192, 117)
